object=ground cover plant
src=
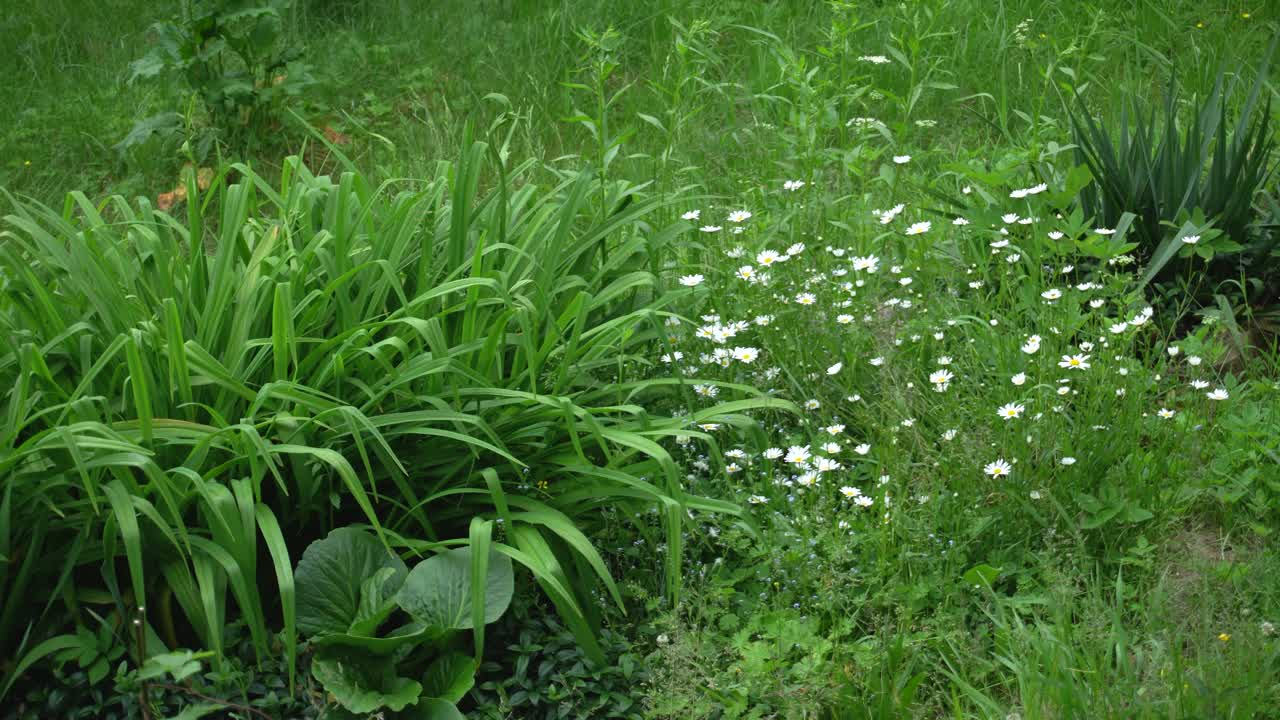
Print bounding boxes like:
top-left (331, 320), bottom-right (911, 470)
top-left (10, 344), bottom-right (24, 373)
top-left (2, 0), bottom-right (1280, 717)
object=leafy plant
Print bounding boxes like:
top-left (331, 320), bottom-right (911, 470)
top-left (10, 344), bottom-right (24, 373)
top-left (293, 526), bottom-right (511, 718)
top-left (1069, 41), bottom-right (1277, 291)
top-left (563, 25), bottom-right (633, 189)
top-left (124, 0), bottom-right (316, 153)
top-left (0, 142), bottom-right (780, 694)
top-left (2, 633), bottom-right (320, 720)
top-left (471, 611), bottom-right (647, 719)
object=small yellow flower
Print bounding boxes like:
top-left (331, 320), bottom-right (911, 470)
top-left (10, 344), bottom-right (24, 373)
top-left (1196, 21), bottom-right (1205, 28)
top-left (1218, 632), bottom-right (1231, 642)
top-left (23, 160), bottom-right (31, 167)
top-left (1241, 12), bottom-right (1251, 19)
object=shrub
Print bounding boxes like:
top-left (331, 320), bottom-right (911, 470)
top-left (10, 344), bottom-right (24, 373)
top-left (122, 0), bottom-right (316, 158)
top-left (0, 146), bottom-right (783, 695)
top-left (1069, 41), bottom-right (1277, 300)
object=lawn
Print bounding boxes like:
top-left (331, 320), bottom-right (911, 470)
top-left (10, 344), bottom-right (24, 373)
top-left (2, 1), bottom-right (1279, 718)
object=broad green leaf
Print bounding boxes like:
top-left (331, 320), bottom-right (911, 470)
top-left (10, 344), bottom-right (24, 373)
top-left (311, 647), bottom-right (422, 714)
top-left (396, 547), bottom-right (513, 630)
top-left (962, 564), bottom-right (1001, 588)
top-left (137, 650), bottom-right (207, 682)
top-left (468, 518), bottom-right (493, 662)
top-left (103, 482), bottom-right (146, 609)
top-left (255, 503), bottom-right (296, 693)
top-left (401, 698), bottom-right (467, 720)
top-left (1119, 505), bottom-right (1154, 523)
top-left (1, 634), bottom-right (84, 700)
top-left (421, 653), bottom-right (476, 702)
top-left (1082, 506), bottom-right (1123, 529)
top-left (309, 623), bottom-right (437, 655)
top-left (349, 567), bottom-right (401, 637)
top-left (167, 704), bottom-right (225, 720)
top-left (295, 528), bottom-right (407, 636)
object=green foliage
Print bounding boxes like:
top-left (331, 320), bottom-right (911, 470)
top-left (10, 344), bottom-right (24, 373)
top-left (295, 528), bottom-right (512, 717)
top-left (4, 1), bottom-right (1280, 717)
top-left (472, 612), bottom-right (647, 720)
top-left (0, 144), bottom-right (774, 694)
top-left (51, 622), bottom-right (127, 688)
top-left (2, 626), bottom-right (324, 720)
top-left (295, 527), bottom-right (408, 637)
top-left (563, 25), bottom-right (632, 179)
top-left (1069, 40), bottom-right (1277, 295)
top-left (643, 607), bottom-right (844, 719)
top-left (1202, 383), bottom-right (1280, 535)
top-left (396, 547), bottom-right (514, 631)
top-left (124, 0), bottom-right (316, 154)
top-left (944, 564), bottom-right (1280, 718)
top-left (311, 647), bottom-right (423, 714)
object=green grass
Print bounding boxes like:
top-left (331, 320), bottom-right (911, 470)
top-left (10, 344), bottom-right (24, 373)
top-left (4, 1), bottom-right (1272, 202)
top-left (2, 0), bottom-right (1279, 718)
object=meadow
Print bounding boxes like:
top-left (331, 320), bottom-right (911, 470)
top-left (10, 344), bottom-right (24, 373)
top-left (2, 1), bottom-right (1279, 718)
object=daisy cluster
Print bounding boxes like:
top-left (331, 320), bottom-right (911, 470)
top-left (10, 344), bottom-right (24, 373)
top-left (664, 172), bottom-right (1242, 536)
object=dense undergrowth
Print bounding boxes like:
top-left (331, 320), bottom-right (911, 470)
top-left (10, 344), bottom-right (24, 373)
top-left (2, 0), bottom-right (1280, 718)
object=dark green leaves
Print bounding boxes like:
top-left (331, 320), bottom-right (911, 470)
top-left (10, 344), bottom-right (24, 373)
top-left (297, 531), bottom-right (507, 717)
top-left (1, 141), bottom-right (723, 684)
top-left (295, 528), bottom-right (407, 636)
top-left (1077, 490), bottom-right (1155, 530)
top-left (349, 567), bottom-right (403, 637)
top-left (1069, 38), bottom-right (1276, 287)
top-left (311, 647), bottom-right (422, 714)
top-left (402, 698), bottom-right (467, 720)
top-left (124, 0), bottom-right (315, 144)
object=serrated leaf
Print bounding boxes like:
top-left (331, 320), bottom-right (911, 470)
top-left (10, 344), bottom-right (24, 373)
top-left (115, 113), bottom-right (183, 152)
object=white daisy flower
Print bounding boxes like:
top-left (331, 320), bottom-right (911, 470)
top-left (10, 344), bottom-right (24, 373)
top-left (784, 445), bottom-right (812, 464)
top-left (1059, 354), bottom-right (1090, 370)
top-left (984, 459), bottom-right (1012, 478)
top-left (997, 402), bottom-right (1025, 420)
